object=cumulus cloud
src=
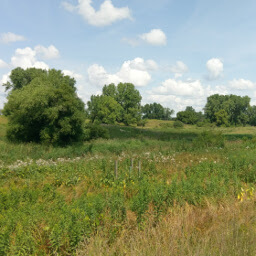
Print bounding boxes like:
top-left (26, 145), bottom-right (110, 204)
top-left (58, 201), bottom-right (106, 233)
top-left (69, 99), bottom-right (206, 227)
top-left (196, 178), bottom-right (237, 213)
top-left (140, 29), bottom-right (167, 46)
top-left (62, 0), bottom-right (132, 26)
top-left (11, 47), bottom-right (49, 70)
top-left (0, 44), bottom-right (60, 88)
top-left (229, 78), bottom-right (255, 90)
top-left (34, 45), bottom-right (60, 59)
top-left (151, 78), bottom-right (204, 97)
top-left (145, 75), bottom-right (230, 113)
top-left (62, 70), bottom-right (83, 80)
top-left (88, 58), bottom-right (156, 87)
top-left (0, 32), bottom-right (26, 44)
top-left (146, 94), bottom-right (205, 113)
top-left (0, 60), bottom-right (8, 68)
top-left (206, 58), bottom-right (223, 80)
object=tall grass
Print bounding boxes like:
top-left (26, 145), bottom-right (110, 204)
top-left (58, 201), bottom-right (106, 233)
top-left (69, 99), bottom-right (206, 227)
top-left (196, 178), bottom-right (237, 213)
top-left (1, 117), bottom-right (256, 255)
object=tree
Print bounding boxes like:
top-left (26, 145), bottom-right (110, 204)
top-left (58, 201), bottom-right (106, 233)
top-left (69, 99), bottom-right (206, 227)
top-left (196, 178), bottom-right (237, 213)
top-left (176, 106), bottom-right (203, 124)
top-left (101, 83), bottom-right (142, 125)
top-left (115, 83), bottom-right (142, 125)
top-left (3, 68), bottom-right (85, 145)
top-left (87, 95), bottom-right (122, 124)
top-left (204, 94), bottom-right (250, 125)
top-left (142, 103), bottom-right (174, 120)
top-left (247, 106), bottom-right (256, 126)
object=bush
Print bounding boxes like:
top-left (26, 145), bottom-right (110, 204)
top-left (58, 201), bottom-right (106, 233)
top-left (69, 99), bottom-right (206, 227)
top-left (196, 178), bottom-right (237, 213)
top-left (84, 124), bottom-right (110, 141)
top-left (3, 68), bottom-right (85, 145)
top-left (173, 120), bottom-right (184, 128)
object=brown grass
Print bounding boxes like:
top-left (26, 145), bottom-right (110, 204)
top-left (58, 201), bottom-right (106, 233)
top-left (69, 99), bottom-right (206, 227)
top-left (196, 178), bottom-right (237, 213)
top-left (76, 199), bottom-right (256, 256)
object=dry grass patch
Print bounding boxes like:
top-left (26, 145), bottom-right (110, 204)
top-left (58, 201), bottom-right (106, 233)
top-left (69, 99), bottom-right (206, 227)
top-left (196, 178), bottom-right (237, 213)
top-left (77, 200), bottom-right (256, 256)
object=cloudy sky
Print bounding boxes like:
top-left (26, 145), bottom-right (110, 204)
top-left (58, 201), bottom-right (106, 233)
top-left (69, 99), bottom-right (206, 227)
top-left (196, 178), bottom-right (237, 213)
top-left (1, 0), bottom-right (256, 114)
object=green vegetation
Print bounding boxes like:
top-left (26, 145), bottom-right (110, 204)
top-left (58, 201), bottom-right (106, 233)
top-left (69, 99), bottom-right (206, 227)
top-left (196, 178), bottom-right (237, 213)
top-left (141, 102), bottom-right (173, 120)
top-left (87, 83), bottom-right (142, 126)
top-left (0, 116), bottom-right (256, 255)
top-left (3, 68), bottom-right (86, 145)
top-left (176, 106), bottom-right (204, 125)
top-left (1, 68), bottom-right (256, 255)
top-left (204, 94), bottom-right (250, 126)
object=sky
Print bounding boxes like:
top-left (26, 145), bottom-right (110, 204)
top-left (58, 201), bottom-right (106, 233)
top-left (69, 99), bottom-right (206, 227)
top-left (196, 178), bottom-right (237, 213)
top-left (1, 0), bottom-right (256, 114)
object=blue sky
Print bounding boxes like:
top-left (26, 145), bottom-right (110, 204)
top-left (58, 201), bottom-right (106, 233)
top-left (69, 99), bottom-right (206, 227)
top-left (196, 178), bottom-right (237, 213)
top-left (1, 0), bottom-right (256, 113)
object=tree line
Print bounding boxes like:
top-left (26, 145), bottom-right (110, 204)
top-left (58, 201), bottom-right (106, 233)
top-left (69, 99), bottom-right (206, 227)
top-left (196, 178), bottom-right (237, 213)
top-left (176, 94), bottom-right (255, 127)
top-left (2, 67), bottom-right (256, 145)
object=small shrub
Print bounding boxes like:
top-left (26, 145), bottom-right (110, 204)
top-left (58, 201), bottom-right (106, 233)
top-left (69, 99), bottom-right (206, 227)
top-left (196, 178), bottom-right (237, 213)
top-left (173, 121), bottom-right (184, 128)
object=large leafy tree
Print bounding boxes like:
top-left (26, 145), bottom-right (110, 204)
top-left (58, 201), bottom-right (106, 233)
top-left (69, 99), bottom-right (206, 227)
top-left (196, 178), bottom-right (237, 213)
top-left (87, 95), bottom-right (122, 124)
top-left (3, 68), bottom-right (85, 145)
top-left (142, 103), bottom-right (174, 120)
top-left (115, 83), bottom-right (142, 125)
top-left (89, 82), bottom-right (142, 125)
top-left (204, 94), bottom-right (250, 125)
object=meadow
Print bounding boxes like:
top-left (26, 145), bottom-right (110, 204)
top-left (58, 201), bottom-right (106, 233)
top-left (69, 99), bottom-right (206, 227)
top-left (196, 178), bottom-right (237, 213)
top-left (0, 116), bottom-right (256, 255)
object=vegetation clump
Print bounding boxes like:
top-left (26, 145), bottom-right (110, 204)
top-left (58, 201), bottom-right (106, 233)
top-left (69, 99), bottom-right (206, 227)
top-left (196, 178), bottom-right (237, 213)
top-left (173, 120), bottom-right (184, 128)
top-left (3, 68), bottom-right (86, 145)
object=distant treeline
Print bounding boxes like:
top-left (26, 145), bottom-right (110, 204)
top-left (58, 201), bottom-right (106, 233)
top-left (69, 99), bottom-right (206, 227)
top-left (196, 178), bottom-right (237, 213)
top-left (176, 94), bottom-right (255, 127)
top-left (87, 83), bottom-right (255, 127)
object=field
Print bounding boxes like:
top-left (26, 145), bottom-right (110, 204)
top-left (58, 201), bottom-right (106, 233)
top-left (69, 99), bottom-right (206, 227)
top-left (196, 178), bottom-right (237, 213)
top-left (0, 116), bottom-right (256, 255)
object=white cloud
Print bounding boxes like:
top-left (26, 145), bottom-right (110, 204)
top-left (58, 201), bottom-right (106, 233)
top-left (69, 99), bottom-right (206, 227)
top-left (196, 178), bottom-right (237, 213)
top-left (206, 58), bottom-right (223, 80)
top-left (146, 94), bottom-right (205, 113)
top-left (35, 45), bottom-right (60, 59)
top-left (140, 29), bottom-right (167, 46)
top-left (87, 58), bottom-right (156, 87)
top-left (229, 78), bottom-right (255, 90)
top-left (0, 72), bottom-right (11, 85)
top-left (10, 45), bottom-right (59, 70)
top-left (151, 78), bottom-right (204, 97)
top-left (62, 70), bottom-right (83, 80)
top-left (0, 60), bottom-right (8, 68)
top-left (11, 47), bottom-right (49, 70)
top-left (170, 61), bottom-right (188, 78)
top-left (146, 76), bottom-right (230, 113)
top-left (0, 32), bottom-right (26, 44)
top-left (62, 0), bottom-right (132, 26)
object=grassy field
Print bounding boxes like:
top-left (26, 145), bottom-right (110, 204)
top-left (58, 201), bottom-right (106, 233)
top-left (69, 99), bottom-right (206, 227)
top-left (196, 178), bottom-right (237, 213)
top-left (0, 116), bottom-right (256, 255)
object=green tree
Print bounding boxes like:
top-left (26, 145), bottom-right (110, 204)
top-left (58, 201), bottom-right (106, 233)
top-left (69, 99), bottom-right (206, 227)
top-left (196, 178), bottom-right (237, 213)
top-left (204, 94), bottom-right (250, 126)
top-left (3, 68), bottom-right (85, 145)
top-left (142, 103), bottom-right (174, 120)
top-left (101, 83), bottom-right (142, 125)
top-left (176, 106), bottom-right (203, 124)
top-left (87, 95), bottom-right (122, 124)
top-left (248, 106), bottom-right (256, 126)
